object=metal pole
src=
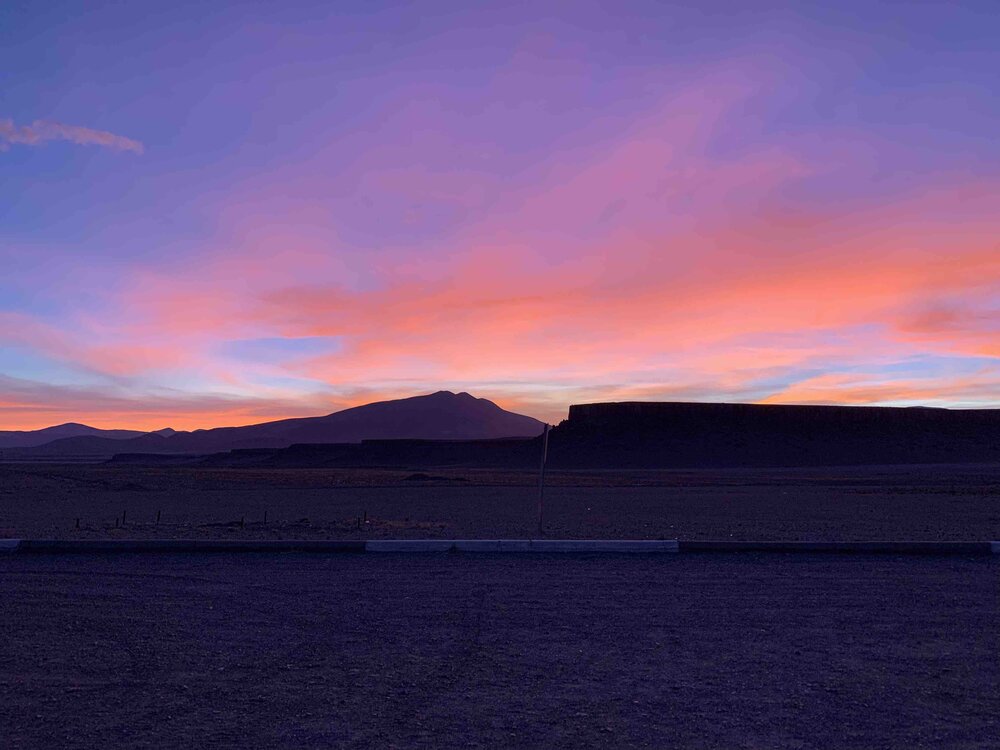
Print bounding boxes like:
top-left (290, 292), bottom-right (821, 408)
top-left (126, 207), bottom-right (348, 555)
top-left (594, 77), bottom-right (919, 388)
top-left (536, 423), bottom-right (550, 536)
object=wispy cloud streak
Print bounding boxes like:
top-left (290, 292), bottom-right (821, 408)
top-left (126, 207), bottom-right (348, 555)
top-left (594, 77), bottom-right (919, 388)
top-left (0, 118), bottom-right (143, 154)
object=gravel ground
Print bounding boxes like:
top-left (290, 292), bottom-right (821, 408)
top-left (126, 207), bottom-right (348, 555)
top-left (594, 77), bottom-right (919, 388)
top-left (2, 463), bottom-right (999, 541)
top-left (1, 553), bottom-right (997, 749)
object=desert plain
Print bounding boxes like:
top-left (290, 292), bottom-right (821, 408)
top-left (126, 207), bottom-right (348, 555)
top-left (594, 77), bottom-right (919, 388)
top-left (1, 461), bottom-right (999, 541)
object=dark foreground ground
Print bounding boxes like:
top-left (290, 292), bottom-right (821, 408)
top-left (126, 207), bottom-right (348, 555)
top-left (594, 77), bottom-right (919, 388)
top-left (1, 553), bottom-right (997, 749)
top-left (2, 462), bottom-right (1000, 541)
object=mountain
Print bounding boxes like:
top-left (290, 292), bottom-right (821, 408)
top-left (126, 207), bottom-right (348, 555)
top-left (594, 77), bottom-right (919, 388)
top-left (11, 391), bottom-right (545, 458)
top-left (0, 423), bottom-right (148, 449)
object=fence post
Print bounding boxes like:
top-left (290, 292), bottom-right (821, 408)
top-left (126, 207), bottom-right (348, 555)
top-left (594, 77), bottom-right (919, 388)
top-left (536, 424), bottom-right (550, 536)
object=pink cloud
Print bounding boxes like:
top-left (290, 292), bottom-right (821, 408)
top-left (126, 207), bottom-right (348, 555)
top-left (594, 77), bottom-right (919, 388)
top-left (0, 117), bottom-right (143, 154)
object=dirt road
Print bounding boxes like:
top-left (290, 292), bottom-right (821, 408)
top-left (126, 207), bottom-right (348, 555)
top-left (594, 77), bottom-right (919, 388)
top-left (2, 552), bottom-right (997, 748)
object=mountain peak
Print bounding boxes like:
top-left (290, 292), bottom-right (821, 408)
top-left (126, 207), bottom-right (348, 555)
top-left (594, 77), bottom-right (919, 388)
top-left (428, 390), bottom-right (478, 401)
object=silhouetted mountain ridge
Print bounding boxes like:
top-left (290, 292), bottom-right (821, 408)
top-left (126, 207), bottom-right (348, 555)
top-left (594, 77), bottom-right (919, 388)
top-left (0, 423), bottom-right (149, 449)
top-left (7, 391), bottom-right (544, 457)
top-left (126, 400), bottom-right (1000, 470)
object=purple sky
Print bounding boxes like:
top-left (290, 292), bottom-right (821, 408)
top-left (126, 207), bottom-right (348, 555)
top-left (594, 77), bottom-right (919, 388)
top-left (2, 1), bottom-right (999, 429)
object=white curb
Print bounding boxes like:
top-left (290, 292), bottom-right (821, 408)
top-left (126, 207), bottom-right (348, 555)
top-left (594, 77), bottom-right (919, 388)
top-left (365, 540), bottom-right (456, 552)
top-left (527, 539), bottom-right (679, 553)
top-left (2, 538), bottom-right (989, 555)
top-left (364, 539), bottom-right (680, 553)
top-left (453, 540), bottom-right (502, 552)
top-left (498, 540), bottom-right (533, 552)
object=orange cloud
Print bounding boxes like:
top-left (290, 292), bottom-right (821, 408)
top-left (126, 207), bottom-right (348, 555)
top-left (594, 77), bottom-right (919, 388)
top-left (760, 371), bottom-right (1000, 407)
top-left (0, 373), bottom-right (335, 432)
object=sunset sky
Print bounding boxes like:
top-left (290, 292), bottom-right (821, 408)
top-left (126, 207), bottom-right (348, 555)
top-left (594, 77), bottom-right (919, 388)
top-left (2, 1), bottom-right (999, 430)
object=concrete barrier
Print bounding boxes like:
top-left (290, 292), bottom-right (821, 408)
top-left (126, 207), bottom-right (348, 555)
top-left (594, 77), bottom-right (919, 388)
top-left (526, 539), bottom-right (679, 553)
top-left (453, 540), bottom-right (502, 552)
top-left (0, 539), bottom-right (997, 555)
top-left (678, 540), bottom-right (997, 555)
top-left (498, 540), bottom-right (533, 552)
top-left (9, 540), bottom-right (365, 554)
top-left (365, 540), bottom-right (456, 552)
top-left (365, 539), bottom-right (510, 552)
top-left (365, 539), bottom-right (679, 553)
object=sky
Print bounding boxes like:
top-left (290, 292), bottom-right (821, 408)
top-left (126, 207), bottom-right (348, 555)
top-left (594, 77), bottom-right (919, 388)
top-left (2, 0), bottom-right (999, 430)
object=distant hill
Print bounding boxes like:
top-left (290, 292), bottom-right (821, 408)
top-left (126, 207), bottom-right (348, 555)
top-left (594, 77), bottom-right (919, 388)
top-left (0, 423), bottom-right (148, 449)
top-left (11, 391), bottom-right (545, 458)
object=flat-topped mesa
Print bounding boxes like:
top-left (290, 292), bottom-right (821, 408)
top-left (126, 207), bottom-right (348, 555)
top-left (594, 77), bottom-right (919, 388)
top-left (550, 401), bottom-right (1000, 468)
top-left (564, 401), bottom-right (1000, 431)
